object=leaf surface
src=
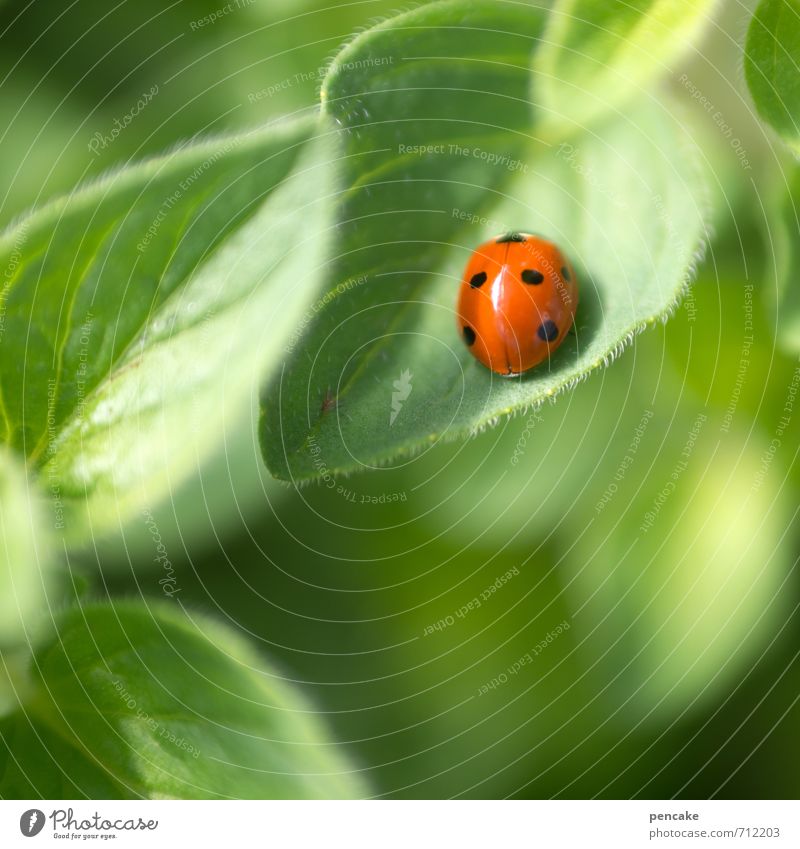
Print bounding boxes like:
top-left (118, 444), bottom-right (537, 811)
top-left (3, 603), bottom-right (366, 799)
top-left (745, 0), bottom-right (800, 155)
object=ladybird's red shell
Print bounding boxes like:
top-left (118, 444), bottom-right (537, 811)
top-left (456, 232), bottom-right (578, 375)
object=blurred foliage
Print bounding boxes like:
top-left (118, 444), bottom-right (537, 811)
top-left (1, 602), bottom-right (366, 798)
top-left (535, 0), bottom-right (720, 134)
top-left (0, 449), bottom-right (56, 650)
top-left (745, 0), bottom-right (800, 157)
top-left (1, 0), bottom-right (799, 801)
top-left (767, 165), bottom-right (800, 353)
top-left (0, 0), bottom-right (402, 224)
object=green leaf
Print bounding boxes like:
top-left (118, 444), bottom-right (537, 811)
top-left (260, 0), bottom-right (549, 479)
top-left (0, 115), bottom-right (333, 537)
top-left (769, 165), bottom-right (800, 351)
top-left (0, 713), bottom-right (124, 798)
top-left (262, 90), bottom-right (709, 479)
top-left (0, 449), bottom-right (57, 649)
top-left (74, 400), bottom-right (287, 573)
top-left (2, 602), bottom-right (366, 799)
top-left (745, 0), bottom-right (800, 155)
top-left (535, 0), bottom-right (720, 134)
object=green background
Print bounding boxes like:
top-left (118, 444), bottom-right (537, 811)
top-left (1, 0), bottom-right (798, 799)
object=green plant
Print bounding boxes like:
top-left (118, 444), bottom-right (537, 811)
top-left (0, 0), bottom-right (797, 800)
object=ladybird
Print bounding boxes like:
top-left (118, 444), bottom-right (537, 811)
top-left (457, 232), bottom-right (578, 376)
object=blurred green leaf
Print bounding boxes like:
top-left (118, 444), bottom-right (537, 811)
top-left (769, 165), bottom-right (800, 352)
top-left (536, 0), bottom-right (720, 133)
top-left (2, 602), bottom-right (366, 799)
top-left (0, 449), bottom-right (56, 649)
top-left (0, 116), bottom-right (334, 538)
top-left (171, 513), bottom-right (598, 798)
top-left (262, 79), bottom-right (709, 480)
top-left (565, 411), bottom-right (793, 721)
top-left (0, 712), bottom-right (124, 798)
top-left (744, 0), bottom-right (800, 156)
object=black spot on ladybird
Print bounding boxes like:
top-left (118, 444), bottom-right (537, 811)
top-left (537, 320), bottom-right (559, 342)
top-left (470, 271), bottom-right (487, 288)
top-left (522, 269), bottom-right (544, 285)
top-left (496, 232), bottom-right (526, 243)
top-left (561, 266), bottom-right (571, 282)
top-left (463, 326), bottom-right (476, 346)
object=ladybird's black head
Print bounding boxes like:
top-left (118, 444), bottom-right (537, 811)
top-left (496, 232), bottom-right (527, 244)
